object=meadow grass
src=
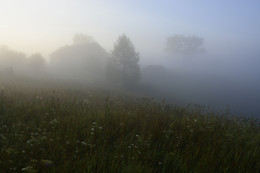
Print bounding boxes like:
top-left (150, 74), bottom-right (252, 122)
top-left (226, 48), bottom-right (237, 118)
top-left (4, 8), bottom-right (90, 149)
top-left (0, 83), bottom-right (259, 172)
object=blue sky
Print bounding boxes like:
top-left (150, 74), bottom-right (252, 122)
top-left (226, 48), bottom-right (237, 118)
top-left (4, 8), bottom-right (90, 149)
top-left (0, 0), bottom-right (259, 57)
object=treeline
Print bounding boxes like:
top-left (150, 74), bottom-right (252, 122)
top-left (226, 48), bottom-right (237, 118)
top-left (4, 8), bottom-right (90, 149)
top-left (0, 33), bottom-right (205, 88)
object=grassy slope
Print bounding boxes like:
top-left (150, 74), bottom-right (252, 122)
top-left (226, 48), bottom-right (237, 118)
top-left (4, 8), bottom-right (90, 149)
top-left (0, 82), bottom-right (259, 172)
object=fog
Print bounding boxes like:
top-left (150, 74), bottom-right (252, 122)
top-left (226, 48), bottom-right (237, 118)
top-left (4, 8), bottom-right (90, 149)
top-left (1, 1), bottom-right (260, 118)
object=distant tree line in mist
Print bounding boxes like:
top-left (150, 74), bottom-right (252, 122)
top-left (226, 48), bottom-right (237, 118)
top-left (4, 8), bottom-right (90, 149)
top-left (0, 33), bottom-right (205, 90)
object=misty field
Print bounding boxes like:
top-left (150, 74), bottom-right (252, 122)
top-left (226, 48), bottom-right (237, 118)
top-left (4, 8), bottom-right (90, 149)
top-left (0, 84), bottom-right (259, 173)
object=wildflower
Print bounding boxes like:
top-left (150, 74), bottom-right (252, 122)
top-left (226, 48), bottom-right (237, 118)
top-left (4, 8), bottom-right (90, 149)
top-left (83, 99), bottom-right (89, 105)
top-left (30, 159), bottom-right (38, 164)
top-left (21, 166), bottom-right (36, 172)
top-left (81, 141), bottom-right (87, 146)
top-left (136, 134), bottom-right (139, 138)
top-left (158, 162), bottom-right (162, 165)
top-left (0, 134), bottom-right (6, 140)
top-left (91, 128), bottom-right (95, 131)
top-left (50, 119), bottom-right (58, 124)
top-left (36, 96), bottom-right (42, 100)
top-left (40, 148), bottom-right (46, 152)
top-left (41, 160), bottom-right (53, 167)
top-left (10, 167), bottom-right (17, 171)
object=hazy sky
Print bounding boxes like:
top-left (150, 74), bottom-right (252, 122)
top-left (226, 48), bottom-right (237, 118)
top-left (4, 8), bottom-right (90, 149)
top-left (0, 0), bottom-right (260, 58)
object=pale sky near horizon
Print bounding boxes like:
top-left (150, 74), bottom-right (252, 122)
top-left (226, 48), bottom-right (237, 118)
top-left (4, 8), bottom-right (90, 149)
top-left (0, 0), bottom-right (260, 59)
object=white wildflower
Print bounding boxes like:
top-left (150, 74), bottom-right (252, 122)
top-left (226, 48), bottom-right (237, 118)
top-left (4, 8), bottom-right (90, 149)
top-left (83, 99), bottom-right (89, 105)
top-left (81, 141), bottom-right (87, 146)
top-left (21, 166), bottom-right (35, 172)
top-left (0, 134), bottom-right (6, 140)
top-left (41, 160), bottom-right (53, 167)
top-left (50, 119), bottom-right (58, 124)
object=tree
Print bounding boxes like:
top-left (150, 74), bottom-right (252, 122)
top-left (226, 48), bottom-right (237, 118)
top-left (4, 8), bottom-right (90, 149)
top-left (166, 35), bottom-right (205, 57)
top-left (28, 53), bottom-right (46, 72)
top-left (106, 34), bottom-right (140, 87)
top-left (50, 34), bottom-right (108, 82)
top-left (73, 33), bottom-right (94, 45)
top-left (0, 45), bottom-right (27, 71)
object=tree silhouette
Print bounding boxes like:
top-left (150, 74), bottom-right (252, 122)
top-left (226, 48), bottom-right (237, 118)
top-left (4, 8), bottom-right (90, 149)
top-left (0, 45), bottom-right (27, 71)
top-left (106, 34), bottom-right (140, 87)
top-left (73, 33), bottom-right (94, 45)
top-left (166, 35), bottom-right (205, 57)
top-left (28, 53), bottom-right (46, 72)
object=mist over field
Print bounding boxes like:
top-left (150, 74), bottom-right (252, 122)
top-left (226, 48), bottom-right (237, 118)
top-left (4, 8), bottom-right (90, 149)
top-left (1, 1), bottom-right (260, 172)
top-left (0, 0), bottom-right (260, 118)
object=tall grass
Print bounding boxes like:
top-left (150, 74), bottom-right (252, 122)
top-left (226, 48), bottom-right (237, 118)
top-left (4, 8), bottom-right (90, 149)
top-left (0, 85), bottom-right (259, 172)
